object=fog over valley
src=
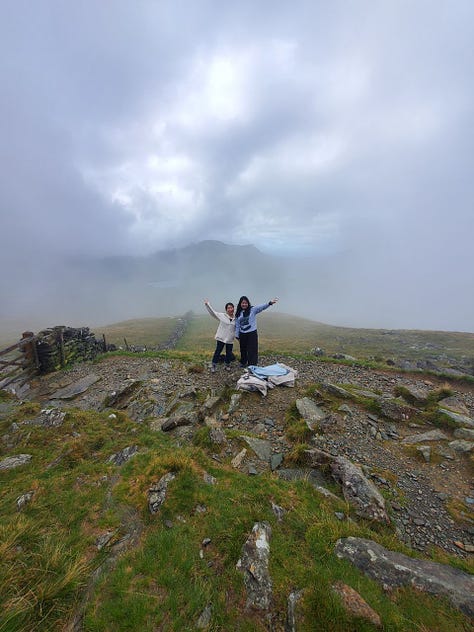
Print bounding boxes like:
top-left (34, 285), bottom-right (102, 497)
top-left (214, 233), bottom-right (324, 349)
top-left (1, 2), bottom-right (473, 335)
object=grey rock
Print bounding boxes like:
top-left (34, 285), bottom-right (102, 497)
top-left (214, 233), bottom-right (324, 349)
top-left (104, 379), bottom-right (144, 409)
top-left (96, 531), bottom-right (115, 550)
top-left (286, 589), bottom-right (303, 632)
top-left (203, 472), bottom-right (217, 485)
top-left (241, 436), bottom-right (272, 462)
top-left (416, 446), bottom-right (431, 462)
top-left (16, 490), bottom-right (34, 510)
top-left (454, 427), bottom-right (474, 440)
top-left (203, 395), bottom-right (220, 411)
top-left (271, 501), bottom-right (285, 522)
top-left (331, 457), bottom-right (390, 523)
top-left (231, 448), bottom-right (247, 468)
top-left (397, 385), bottom-right (429, 406)
top-left (236, 522), bottom-right (272, 610)
top-left (209, 427), bottom-right (227, 445)
top-left (296, 397), bottom-right (328, 430)
top-left (438, 396), bottom-right (469, 415)
top-left (320, 383), bottom-right (356, 399)
top-left (161, 409), bottom-right (200, 431)
top-left (148, 472), bottom-right (176, 514)
top-left (23, 408), bottom-right (66, 427)
top-left (196, 603), bottom-right (212, 629)
top-left (270, 453), bottom-right (284, 471)
top-left (50, 374), bottom-right (101, 400)
top-left (438, 409), bottom-right (474, 428)
top-left (126, 399), bottom-right (158, 423)
top-left (228, 393), bottom-right (242, 414)
top-left (351, 388), bottom-right (382, 400)
top-left (335, 537), bottom-right (474, 617)
top-left (0, 454), bottom-right (32, 470)
top-left (107, 445), bottom-right (138, 466)
top-left (338, 404), bottom-right (353, 415)
top-left (402, 429), bottom-right (448, 444)
top-left (448, 440), bottom-right (474, 453)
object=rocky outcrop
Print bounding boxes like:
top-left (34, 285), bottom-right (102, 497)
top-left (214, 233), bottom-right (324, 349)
top-left (148, 472), bottom-right (176, 514)
top-left (0, 454), bottom-right (32, 470)
top-left (107, 445), bottom-right (139, 466)
top-left (335, 537), bottom-right (474, 617)
top-left (236, 522), bottom-right (273, 610)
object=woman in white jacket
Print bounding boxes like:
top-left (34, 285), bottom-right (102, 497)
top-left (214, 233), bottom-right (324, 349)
top-left (204, 299), bottom-right (235, 372)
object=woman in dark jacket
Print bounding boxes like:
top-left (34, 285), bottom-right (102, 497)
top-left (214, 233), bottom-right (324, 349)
top-left (234, 295), bottom-right (278, 367)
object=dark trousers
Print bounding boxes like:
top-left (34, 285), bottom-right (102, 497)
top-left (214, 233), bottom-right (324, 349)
top-left (212, 341), bottom-right (234, 365)
top-left (239, 330), bottom-right (258, 366)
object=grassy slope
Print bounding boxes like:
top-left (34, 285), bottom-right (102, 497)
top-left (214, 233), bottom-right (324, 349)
top-left (94, 317), bottom-right (181, 348)
top-left (3, 313), bottom-right (474, 362)
top-left (93, 313), bottom-right (474, 360)
top-left (1, 395), bottom-right (472, 631)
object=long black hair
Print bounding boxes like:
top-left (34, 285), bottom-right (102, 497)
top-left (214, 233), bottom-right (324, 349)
top-left (236, 295), bottom-right (251, 318)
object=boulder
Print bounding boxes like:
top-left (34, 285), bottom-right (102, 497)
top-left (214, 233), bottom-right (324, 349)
top-left (296, 397), bottom-right (328, 430)
top-left (331, 457), bottom-right (390, 523)
top-left (335, 537), bottom-right (474, 617)
top-left (401, 429), bottom-right (448, 444)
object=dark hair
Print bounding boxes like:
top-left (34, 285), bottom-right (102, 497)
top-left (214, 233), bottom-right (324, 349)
top-left (236, 295), bottom-right (251, 318)
top-left (225, 302), bottom-right (234, 310)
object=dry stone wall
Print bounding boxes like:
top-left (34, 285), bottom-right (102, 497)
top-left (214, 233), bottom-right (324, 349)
top-left (35, 326), bottom-right (104, 373)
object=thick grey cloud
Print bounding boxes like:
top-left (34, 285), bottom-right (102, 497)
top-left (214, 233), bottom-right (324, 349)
top-left (1, 1), bottom-right (473, 331)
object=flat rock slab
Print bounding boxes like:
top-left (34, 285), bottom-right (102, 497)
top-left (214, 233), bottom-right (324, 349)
top-left (50, 374), bottom-right (101, 399)
top-left (401, 429), bottom-right (448, 444)
top-left (296, 397), bottom-right (328, 430)
top-left (0, 454), bottom-right (32, 470)
top-left (438, 396), bottom-right (469, 415)
top-left (448, 440), bottom-right (473, 453)
top-left (321, 383), bottom-right (356, 400)
top-left (241, 436), bottom-right (272, 462)
top-left (335, 537), bottom-right (474, 618)
top-left (438, 409), bottom-right (474, 428)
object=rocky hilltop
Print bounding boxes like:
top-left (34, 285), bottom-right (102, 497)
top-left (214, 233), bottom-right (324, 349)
top-left (1, 352), bottom-right (473, 630)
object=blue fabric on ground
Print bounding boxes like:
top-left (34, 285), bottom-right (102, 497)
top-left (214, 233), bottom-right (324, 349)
top-left (247, 364), bottom-right (289, 379)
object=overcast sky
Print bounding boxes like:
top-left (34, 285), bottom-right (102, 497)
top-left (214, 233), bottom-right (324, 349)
top-left (1, 1), bottom-right (473, 331)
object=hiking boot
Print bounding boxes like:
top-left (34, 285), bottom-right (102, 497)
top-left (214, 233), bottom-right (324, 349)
top-left (211, 364), bottom-right (217, 373)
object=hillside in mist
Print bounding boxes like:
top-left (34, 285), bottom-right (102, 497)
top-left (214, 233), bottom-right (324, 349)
top-left (2, 240), bottom-right (473, 335)
top-left (1, 241), bottom-right (323, 331)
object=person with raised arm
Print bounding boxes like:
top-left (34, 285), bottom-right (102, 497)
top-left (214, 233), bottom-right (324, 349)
top-left (204, 299), bottom-right (236, 373)
top-left (234, 296), bottom-right (278, 367)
